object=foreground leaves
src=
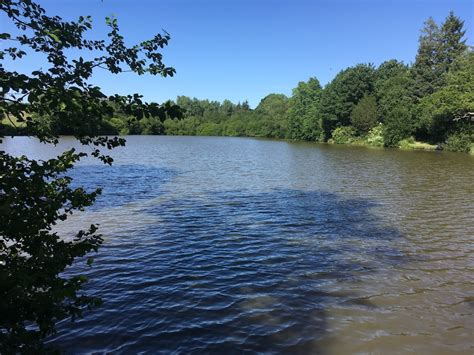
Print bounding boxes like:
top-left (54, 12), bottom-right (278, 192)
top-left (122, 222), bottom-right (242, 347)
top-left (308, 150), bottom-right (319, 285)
top-left (1, 0), bottom-right (175, 351)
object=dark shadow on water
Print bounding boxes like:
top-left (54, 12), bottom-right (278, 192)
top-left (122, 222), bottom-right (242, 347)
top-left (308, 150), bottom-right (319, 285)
top-left (48, 188), bottom-right (406, 354)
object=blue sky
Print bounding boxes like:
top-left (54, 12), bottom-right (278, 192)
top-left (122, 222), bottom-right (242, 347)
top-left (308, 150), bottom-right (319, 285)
top-left (1, 0), bottom-right (473, 107)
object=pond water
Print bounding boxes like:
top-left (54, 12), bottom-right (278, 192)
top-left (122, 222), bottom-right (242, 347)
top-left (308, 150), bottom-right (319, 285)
top-left (3, 136), bottom-right (474, 354)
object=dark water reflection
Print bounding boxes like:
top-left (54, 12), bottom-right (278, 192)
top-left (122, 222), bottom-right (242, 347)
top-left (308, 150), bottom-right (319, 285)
top-left (2, 136), bottom-right (473, 353)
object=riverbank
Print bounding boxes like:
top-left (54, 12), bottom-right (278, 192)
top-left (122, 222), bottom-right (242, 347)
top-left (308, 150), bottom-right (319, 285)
top-left (328, 139), bottom-right (473, 154)
top-left (2, 125), bottom-right (473, 156)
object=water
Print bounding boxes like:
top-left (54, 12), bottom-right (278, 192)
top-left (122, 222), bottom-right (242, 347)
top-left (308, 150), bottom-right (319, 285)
top-left (3, 136), bottom-right (474, 353)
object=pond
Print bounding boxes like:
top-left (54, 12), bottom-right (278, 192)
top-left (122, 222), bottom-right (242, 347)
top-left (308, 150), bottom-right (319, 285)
top-left (3, 135), bottom-right (473, 353)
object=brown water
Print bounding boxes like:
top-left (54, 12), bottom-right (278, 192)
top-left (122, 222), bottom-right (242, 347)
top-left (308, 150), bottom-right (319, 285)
top-left (3, 136), bottom-right (474, 354)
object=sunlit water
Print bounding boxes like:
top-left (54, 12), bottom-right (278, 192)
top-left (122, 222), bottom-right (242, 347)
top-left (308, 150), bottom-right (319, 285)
top-left (3, 136), bottom-right (474, 354)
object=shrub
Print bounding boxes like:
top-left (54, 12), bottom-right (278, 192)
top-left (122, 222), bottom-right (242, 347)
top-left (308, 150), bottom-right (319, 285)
top-left (398, 136), bottom-right (416, 149)
top-left (365, 124), bottom-right (384, 146)
top-left (443, 131), bottom-right (473, 152)
top-left (331, 126), bottom-right (356, 144)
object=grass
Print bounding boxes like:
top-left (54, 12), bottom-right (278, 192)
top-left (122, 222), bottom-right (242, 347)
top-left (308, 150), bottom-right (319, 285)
top-left (399, 138), bottom-right (438, 151)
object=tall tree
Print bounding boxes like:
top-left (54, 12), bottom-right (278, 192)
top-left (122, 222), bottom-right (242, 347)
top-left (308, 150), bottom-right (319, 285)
top-left (418, 50), bottom-right (474, 142)
top-left (412, 17), bottom-right (442, 98)
top-left (287, 77), bottom-right (323, 141)
top-left (379, 71), bottom-right (417, 146)
top-left (412, 12), bottom-right (467, 99)
top-left (438, 11), bottom-right (467, 70)
top-left (255, 94), bottom-right (290, 138)
top-left (320, 64), bottom-right (375, 139)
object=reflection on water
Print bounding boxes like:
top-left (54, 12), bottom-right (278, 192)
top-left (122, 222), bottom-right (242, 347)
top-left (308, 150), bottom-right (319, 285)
top-left (2, 136), bottom-right (473, 353)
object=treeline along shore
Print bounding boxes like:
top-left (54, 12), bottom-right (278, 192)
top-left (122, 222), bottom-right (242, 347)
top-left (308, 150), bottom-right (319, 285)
top-left (2, 12), bottom-right (473, 153)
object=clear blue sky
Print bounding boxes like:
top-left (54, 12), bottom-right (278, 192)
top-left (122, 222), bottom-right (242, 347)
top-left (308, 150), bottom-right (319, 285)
top-left (2, 0), bottom-right (473, 107)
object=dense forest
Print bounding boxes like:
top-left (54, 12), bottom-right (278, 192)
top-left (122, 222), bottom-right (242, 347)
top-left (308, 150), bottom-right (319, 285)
top-left (3, 12), bottom-right (473, 152)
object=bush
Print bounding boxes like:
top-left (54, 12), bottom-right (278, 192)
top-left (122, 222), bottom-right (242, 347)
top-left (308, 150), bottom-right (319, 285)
top-left (443, 131), bottom-right (473, 152)
top-left (398, 136), bottom-right (416, 149)
top-left (398, 137), bottom-right (438, 150)
top-left (365, 124), bottom-right (384, 146)
top-left (331, 126), bottom-right (356, 144)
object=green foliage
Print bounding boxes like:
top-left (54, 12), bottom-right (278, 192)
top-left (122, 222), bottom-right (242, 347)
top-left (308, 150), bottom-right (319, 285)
top-left (330, 126), bottom-right (357, 144)
top-left (443, 131), bottom-right (473, 153)
top-left (0, 151), bottom-right (103, 352)
top-left (197, 122), bottom-right (222, 136)
top-left (376, 69), bottom-right (418, 146)
top-left (398, 136), bottom-right (416, 149)
top-left (287, 77), bottom-right (323, 140)
top-left (438, 12), bottom-right (468, 71)
top-left (140, 117), bottom-right (165, 135)
top-left (383, 103), bottom-right (416, 147)
top-left (398, 138), bottom-right (438, 150)
top-left (149, 11), bottom-right (469, 151)
top-left (417, 51), bottom-right (474, 141)
top-left (412, 17), bottom-right (444, 98)
top-left (254, 94), bottom-right (289, 138)
top-left (255, 94), bottom-right (289, 118)
top-left (158, 94), bottom-right (289, 139)
top-left (320, 64), bottom-right (376, 139)
top-left (376, 67), bottom-right (414, 122)
top-left (374, 60), bottom-right (409, 118)
top-left (350, 95), bottom-right (378, 134)
top-left (375, 60), bottom-right (408, 90)
top-left (365, 124), bottom-right (384, 147)
top-left (0, 0), bottom-right (175, 351)
top-left (412, 12), bottom-right (467, 99)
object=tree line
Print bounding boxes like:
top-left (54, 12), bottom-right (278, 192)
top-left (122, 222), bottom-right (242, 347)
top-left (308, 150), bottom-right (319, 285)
top-left (3, 12), bottom-right (472, 152)
top-left (71, 11), bottom-right (471, 153)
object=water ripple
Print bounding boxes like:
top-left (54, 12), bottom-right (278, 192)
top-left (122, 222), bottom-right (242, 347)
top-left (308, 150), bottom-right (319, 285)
top-left (4, 136), bottom-right (471, 354)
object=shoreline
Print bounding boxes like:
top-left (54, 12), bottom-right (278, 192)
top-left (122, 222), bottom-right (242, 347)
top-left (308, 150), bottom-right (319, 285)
top-left (3, 133), bottom-right (473, 155)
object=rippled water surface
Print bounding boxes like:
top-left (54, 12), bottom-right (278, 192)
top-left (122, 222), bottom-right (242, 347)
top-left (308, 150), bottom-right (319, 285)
top-left (3, 136), bottom-right (474, 354)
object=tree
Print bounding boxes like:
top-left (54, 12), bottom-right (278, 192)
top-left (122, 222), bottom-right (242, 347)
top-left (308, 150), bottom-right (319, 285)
top-left (412, 12), bottom-right (467, 99)
top-left (320, 64), bottom-right (375, 139)
top-left (0, 0), bottom-right (175, 351)
top-left (176, 96), bottom-right (205, 117)
top-left (418, 50), bottom-right (474, 143)
top-left (255, 94), bottom-right (289, 117)
top-left (377, 71), bottom-right (417, 146)
top-left (287, 77), bottom-right (323, 141)
top-left (412, 17), bottom-right (442, 98)
top-left (241, 100), bottom-right (250, 111)
top-left (438, 11), bottom-right (467, 71)
top-left (220, 99), bottom-right (235, 116)
top-left (350, 94), bottom-right (378, 135)
top-left (254, 94), bottom-right (290, 138)
top-left (383, 104), bottom-right (416, 147)
top-left (374, 60), bottom-right (409, 106)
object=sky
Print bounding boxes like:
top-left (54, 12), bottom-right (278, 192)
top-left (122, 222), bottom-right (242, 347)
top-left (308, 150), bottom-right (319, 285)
top-left (1, 0), bottom-right (473, 107)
